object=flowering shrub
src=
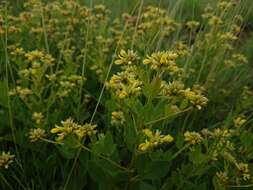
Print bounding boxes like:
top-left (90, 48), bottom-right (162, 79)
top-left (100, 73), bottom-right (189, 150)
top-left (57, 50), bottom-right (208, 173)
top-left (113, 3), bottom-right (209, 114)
top-left (1, 0), bottom-right (253, 189)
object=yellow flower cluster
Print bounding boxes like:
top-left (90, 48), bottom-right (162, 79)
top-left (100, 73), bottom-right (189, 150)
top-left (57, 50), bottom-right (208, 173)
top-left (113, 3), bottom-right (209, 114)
top-left (217, 1), bottom-right (233, 11)
top-left (234, 116), bottom-right (246, 128)
top-left (139, 6), bottom-right (178, 36)
top-left (218, 32), bottom-right (237, 42)
top-left (138, 129), bottom-right (174, 151)
top-left (25, 50), bottom-right (44, 62)
top-left (29, 128), bottom-right (46, 142)
top-left (32, 112), bottom-right (44, 124)
top-left (51, 118), bottom-right (97, 141)
top-left (212, 128), bottom-right (231, 139)
top-left (57, 74), bottom-right (86, 98)
top-left (216, 171), bottom-right (229, 185)
top-left (0, 151), bottom-right (15, 169)
top-left (208, 16), bottom-right (223, 26)
top-left (143, 51), bottom-right (179, 72)
top-left (114, 49), bottom-right (139, 65)
top-left (200, 125), bottom-right (252, 182)
top-left (108, 67), bottom-right (142, 99)
top-left (232, 53), bottom-right (248, 64)
top-left (224, 53), bottom-right (248, 68)
top-left (161, 80), bottom-right (208, 110)
top-left (25, 50), bottom-right (55, 66)
top-left (237, 162), bottom-right (251, 181)
top-left (186, 21), bottom-right (200, 31)
top-left (111, 111), bottom-right (125, 126)
top-left (8, 86), bottom-right (32, 99)
top-left (161, 80), bottom-right (185, 97)
top-left (175, 41), bottom-right (191, 57)
top-left (183, 88), bottom-right (208, 110)
top-left (15, 50), bottom-right (55, 80)
top-left (184, 131), bottom-right (203, 145)
top-left (10, 47), bottom-right (25, 56)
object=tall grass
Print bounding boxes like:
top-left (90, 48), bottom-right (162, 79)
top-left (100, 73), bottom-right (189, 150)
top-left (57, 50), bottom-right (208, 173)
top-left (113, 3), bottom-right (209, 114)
top-left (1, 0), bottom-right (253, 189)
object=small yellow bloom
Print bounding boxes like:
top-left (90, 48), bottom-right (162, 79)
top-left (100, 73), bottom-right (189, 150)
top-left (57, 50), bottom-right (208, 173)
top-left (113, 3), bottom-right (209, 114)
top-left (138, 141), bottom-right (152, 152)
top-left (111, 111), bottom-right (125, 126)
top-left (138, 129), bottom-right (174, 151)
top-left (51, 118), bottom-right (97, 141)
top-left (0, 151), bottom-right (15, 169)
top-left (234, 116), bottom-right (246, 128)
top-left (29, 128), bottom-right (46, 142)
top-left (32, 112), bottom-right (44, 124)
top-left (115, 49), bottom-right (139, 65)
top-left (184, 131), bottom-right (203, 145)
top-left (161, 134), bottom-right (174, 143)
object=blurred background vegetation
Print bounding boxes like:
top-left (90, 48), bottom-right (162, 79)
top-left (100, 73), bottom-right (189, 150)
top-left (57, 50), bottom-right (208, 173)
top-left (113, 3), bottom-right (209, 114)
top-left (10, 0), bottom-right (253, 63)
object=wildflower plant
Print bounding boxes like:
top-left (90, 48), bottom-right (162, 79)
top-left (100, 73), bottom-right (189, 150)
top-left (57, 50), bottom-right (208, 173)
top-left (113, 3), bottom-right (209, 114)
top-left (1, 0), bottom-right (253, 189)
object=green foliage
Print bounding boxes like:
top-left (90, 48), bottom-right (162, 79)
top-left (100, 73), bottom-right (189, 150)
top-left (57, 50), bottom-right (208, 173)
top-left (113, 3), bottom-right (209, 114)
top-left (1, 0), bottom-right (253, 189)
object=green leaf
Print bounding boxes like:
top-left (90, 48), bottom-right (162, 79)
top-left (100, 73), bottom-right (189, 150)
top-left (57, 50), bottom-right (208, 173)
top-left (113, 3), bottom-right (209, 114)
top-left (88, 160), bottom-right (108, 183)
top-left (179, 99), bottom-right (189, 110)
top-left (96, 159), bottom-right (128, 183)
top-left (57, 135), bottom-right (79, 159)
top-left (139, 181), bottom-right (157, 190)
top-left (143, 75), bottom-right (161, 101)
top-left (135, 154), bottom-right (150, 174)
top-left (124, 116), bottom-right (137, 150)
top-left (143, 100), bottom-right (167, 124)
top-left (92, 132), bottom-right (116, 156)
top-left (189, 146), bottom-right (207, 165)
top-left (143, 161), bottom-right (169, 180)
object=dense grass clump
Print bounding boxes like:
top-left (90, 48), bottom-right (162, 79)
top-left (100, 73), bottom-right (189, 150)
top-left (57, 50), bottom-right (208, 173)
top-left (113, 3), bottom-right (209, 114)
top-left (1, 0), bottom-right (253, 189)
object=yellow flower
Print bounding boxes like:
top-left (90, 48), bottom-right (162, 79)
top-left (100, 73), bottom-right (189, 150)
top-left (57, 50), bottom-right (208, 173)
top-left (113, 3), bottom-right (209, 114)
top-left (184, 131), bottom-right (203, 145)
top-left (232, 53), bottom-right (248, 64)
top-left (234, 116), bottom-right (246, 128)
top-left (25, 50), bottom-right (44, 62)
top-left (9, 86), bottom-right (32, 98)
top-left (32, 112), bottom-right (44, 124)
top-left (161, 80), bottom-right (184, 96)
top-left (161, 134), bottom-right (174, 143)
top-left (218, 1), bottom-right (233, 11)
top-left (138, 129), bottom-right (174, 151)
top-left (108, 67), bottom-right (142, 99)
top-left (0, 151), bottom-right (15, 169)
top-left (29, 128), bottom-right (46, 142)
top-left (10, 47), bottom-right (25, 56)
top-left (138, 141), bottom-right (152, 152)
top-left (51, 118), bottom-right (97, 141)
top-left (175, 41), bottom-right (190, 57)
top-left (114, 49), bottom-right (139, 65)
top-left (186, 21), bottom-right (200, 30)
top-left (50, 127), bottom-right (61, 134)
top-left (237, 163), bottom-right (250, 181)
top-left (216, 171), bottom-right (229, 184)
top-left (183, 88), bottom-right (208, 110)
top-left (111, 111), bottom-right (125, 126)
top-left (208, 16), bottom-right (223, 26)
top-left (143, 51), bottom-right (179, 71)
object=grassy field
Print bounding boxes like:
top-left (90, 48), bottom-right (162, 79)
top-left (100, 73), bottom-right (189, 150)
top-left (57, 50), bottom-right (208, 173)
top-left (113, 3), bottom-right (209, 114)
top-left (1, 0), bottom-right (253, 189)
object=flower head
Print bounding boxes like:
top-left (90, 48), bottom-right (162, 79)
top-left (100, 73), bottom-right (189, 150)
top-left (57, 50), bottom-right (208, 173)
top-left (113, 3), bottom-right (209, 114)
top-left (184, 131), bottom-right (203, 145)
top-left (32, 112), bottom-right (44, 124)
top-left (138, 129), bottom-right (174, 151)
top-left (0, 151), bottom-right (15, 169)
top-left (115, 49), bottom-right (139, 65)
top-left (29, 128), bottom-right (46, 142)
